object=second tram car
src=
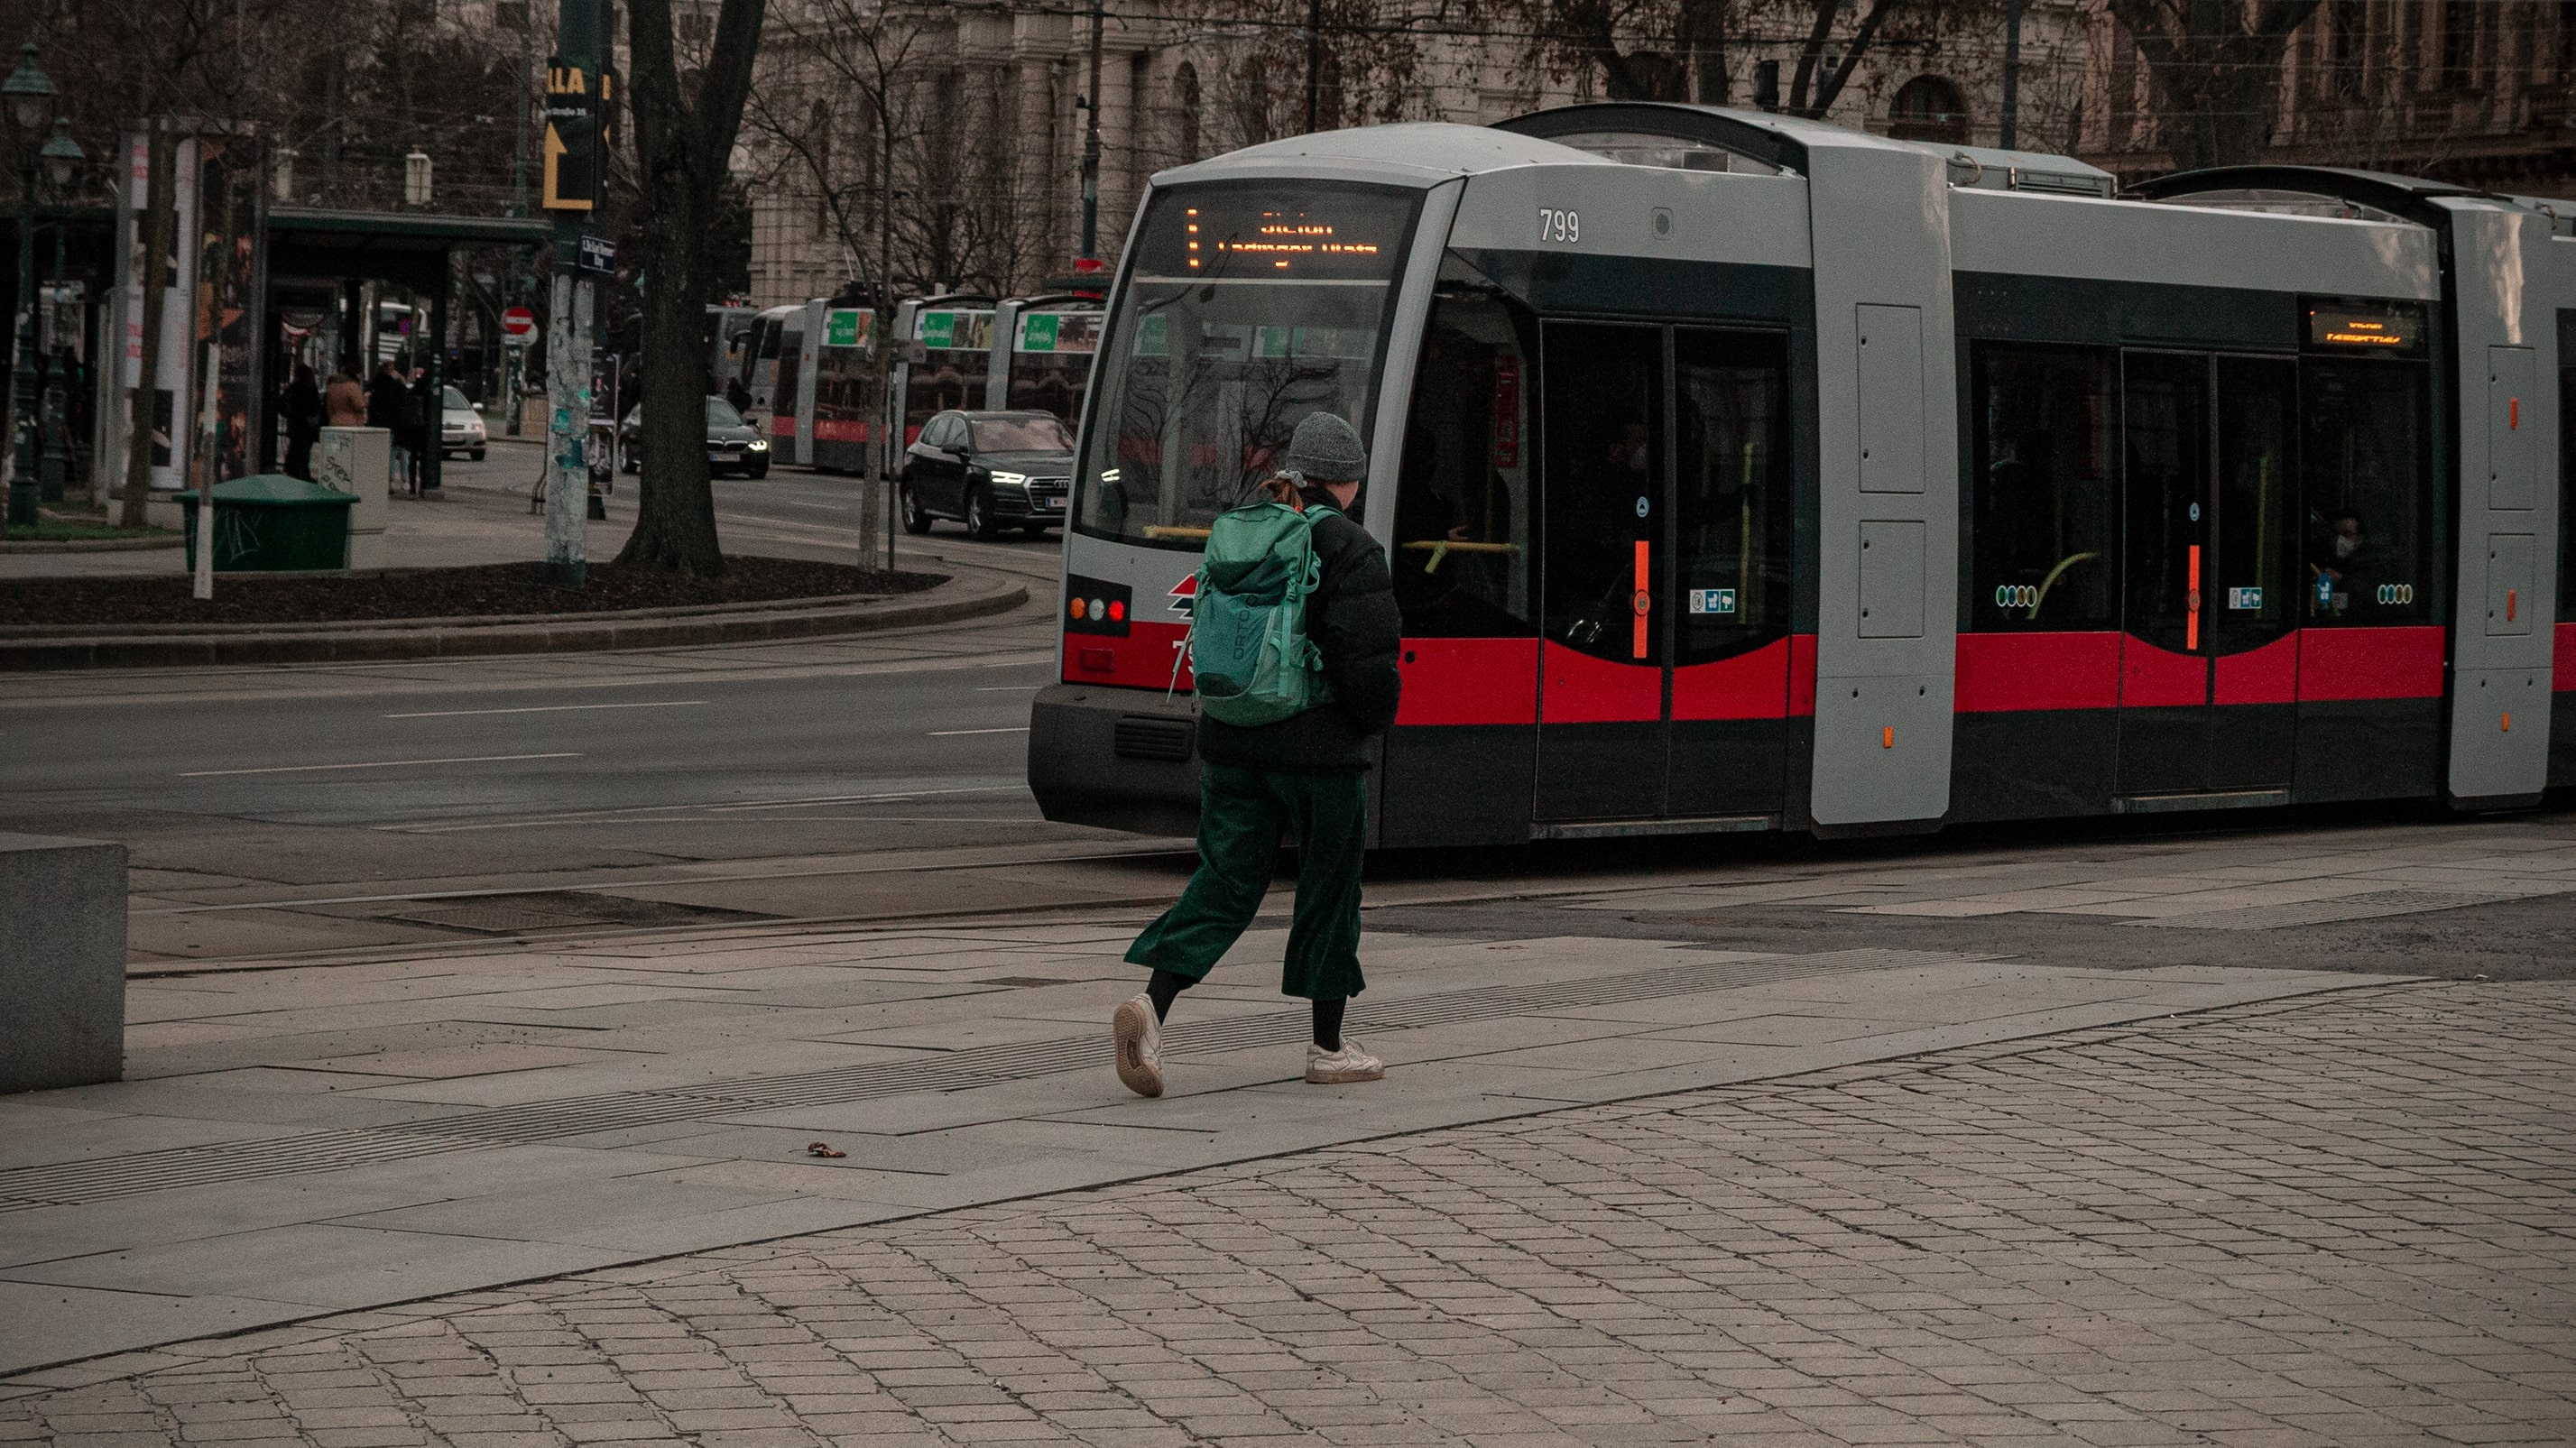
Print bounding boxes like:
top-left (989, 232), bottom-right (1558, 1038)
top-left (1029, 104), bottom-right (2573, 843)
top-left (988, 294), bottom-right (1106, 424)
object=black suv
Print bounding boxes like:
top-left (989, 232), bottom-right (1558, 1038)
top-left (899, 410), bottom-right (1074, 539)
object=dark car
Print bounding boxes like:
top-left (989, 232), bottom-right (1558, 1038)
top-left (619, 395), bottom-right (771, 479)
top-left (900, 410), bottom-right (1075, 539)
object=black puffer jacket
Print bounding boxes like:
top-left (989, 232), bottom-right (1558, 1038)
top-left (1198, 484), bottom-right (1402, 773)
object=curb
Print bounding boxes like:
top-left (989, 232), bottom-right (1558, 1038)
top-left (0, 534), bottom-right (183, 553)
top-left (0, 570), bottom-right (1027, 670)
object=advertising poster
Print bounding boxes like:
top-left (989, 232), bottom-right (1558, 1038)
top-left (116, 131), bottom-right (200, 489)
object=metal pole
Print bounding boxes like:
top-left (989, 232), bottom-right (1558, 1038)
top-left (7, 159), bottom-right (37, 527)
top-left (1302, 0), bottom-right (1323, 134)
top-left (1999, 0), bottom-right (2023, 151)
top-left (1077, 0), bottom-right (1103, 263)
top-left (39, 194), bottom-right (65, 500)
top-left (543, 0), bottom-right (598, 587)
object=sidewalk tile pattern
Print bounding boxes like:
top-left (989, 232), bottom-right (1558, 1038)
top-left (5, 981), bottom-right (2571, 1446)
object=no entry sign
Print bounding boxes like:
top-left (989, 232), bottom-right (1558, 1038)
top-left (501, 306), bottom-right (537, 341)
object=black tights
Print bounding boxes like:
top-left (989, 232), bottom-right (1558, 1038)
top-left (1148, 969), bottom-right (1344, 1051)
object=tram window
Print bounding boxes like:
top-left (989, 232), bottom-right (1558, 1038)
top-left (1391, 286), bottom-right (1537, 637)
top-left (1967, 343), bottom-right (2117, 632)
top-left (2213, 355), bottom-right (2297, 637)
top-left (816, 338), bottom-right (877, 438)
top-left (774, 331), bottom-right (804, 417)
top-left (1672, 327), bottom-right (1792, 657)
top-left (1541, 321), bottom-right (1664, 664)
top-left (1074, 182), bottom-right (1420, 549)
top-left (2299, 357), bottom-right (2432, 624)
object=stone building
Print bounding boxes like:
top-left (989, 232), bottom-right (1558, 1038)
top-left (740, 0), bottom-right (2576, 309)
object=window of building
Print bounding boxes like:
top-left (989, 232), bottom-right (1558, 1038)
top-left (2442, 0), bottom-right (2475, 88)
top-left (1888, 76), bottom-right (1969, 143)
top-left (1174, 61), bottom-right (1202, 162)
top-left (1967, 343), bottom-right (2119, 632)
top-left (1392, 266), bottom-right (1537, 637)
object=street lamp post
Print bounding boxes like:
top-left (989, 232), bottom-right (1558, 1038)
top-left (1, 42), bottom-right (56, 530)
top-left (37, 116), bottom-right (80, 503)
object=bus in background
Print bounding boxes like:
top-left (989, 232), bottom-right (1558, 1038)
top-left (704, 304), bottom-right (755, 394)
top-left (810, 304), bottom-right (880, 475)
top-left (887, 295), bottom-right (994, 456)
top-left (986, 295), bottom-right (1105, 423)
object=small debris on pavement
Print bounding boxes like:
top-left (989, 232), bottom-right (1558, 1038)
top-left (806, 1141), bottom-right (846, 1158)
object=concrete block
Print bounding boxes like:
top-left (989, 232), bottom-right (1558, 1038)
top-left (315, 428), bottom-right (392, 570)
top-left (0, 833), bottom-right (126, 1093)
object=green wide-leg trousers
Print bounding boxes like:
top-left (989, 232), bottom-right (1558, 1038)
top-left (1123, 761), bottom-right (1368, 1001)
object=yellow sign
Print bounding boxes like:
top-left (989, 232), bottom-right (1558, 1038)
top-left (541, 58), bottom-right (596, 212)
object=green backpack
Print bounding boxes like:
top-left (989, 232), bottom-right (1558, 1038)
top-left (1182, 498), bottom-right (1339, 727)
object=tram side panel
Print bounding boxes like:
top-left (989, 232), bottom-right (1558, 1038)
top-left (2440, 202), bottom-right (2560, 808)
top-left (2558, 306), bottom-right (2576, 789)
top-left (1803, 140), bottom-right (1959, 833)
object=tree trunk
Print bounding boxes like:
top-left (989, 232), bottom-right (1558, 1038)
top-left (121, 123), bottom-right (174, 530)
top-left (617, 0), bottom-right (766, 576)
top-left (2109, 0), bottom-right (2322, 171)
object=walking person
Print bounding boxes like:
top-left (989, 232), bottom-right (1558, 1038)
top-left (280, 362), bottom-right (322, 480)
top-left (324, 370), bottom-right (366, 428)
top-left (365, 361), bottom-right (407, 491)
top-left (407, 366), bottom-right (439, 492)
top-left (1112, 411), bottom-right (1402, 1096)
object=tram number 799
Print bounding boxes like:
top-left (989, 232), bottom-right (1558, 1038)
top-left (1537, 208), bottom-right (1582, 244)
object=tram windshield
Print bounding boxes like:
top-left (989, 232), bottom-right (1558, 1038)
top-left (1075, 181), bottom-right (1422, 548)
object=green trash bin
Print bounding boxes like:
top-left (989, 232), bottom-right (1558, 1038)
top-left (179, 475), bottom-right (355, 572)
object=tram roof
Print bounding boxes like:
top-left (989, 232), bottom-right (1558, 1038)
top-left (1150, 122), bottom-right (1609, 190)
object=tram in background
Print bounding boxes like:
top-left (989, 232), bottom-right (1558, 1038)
top-left (885, 295), bottom-right (996, 453)
top-left (988, 294), bottom-right (1105, 424)
top-left (1028, 103), bottom-right (2574, 845)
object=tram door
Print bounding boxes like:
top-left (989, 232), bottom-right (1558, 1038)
top-left (1536, 321), bottom-right (1794, 822)
top-left (2117, 353), bottom-right (2301, 797)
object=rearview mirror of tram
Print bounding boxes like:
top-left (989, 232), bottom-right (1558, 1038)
top-left (1074, 183), bottom-right (1424, 548)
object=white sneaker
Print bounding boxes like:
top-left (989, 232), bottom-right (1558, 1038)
top-left (1113, 993), bottom-right (1164, 1098)
top-left (1305, 1037), bottom-right (1384, 1084)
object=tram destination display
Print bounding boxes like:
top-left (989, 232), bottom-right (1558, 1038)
top-left (2304, 299), bottom-right (2426, 355)
top-left (1133, 185), bottom-right (1416, 279)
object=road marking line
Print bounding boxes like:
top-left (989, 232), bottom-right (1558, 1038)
top-left (974, 685), bottom-right (1042, 691)
top-left (376, 785), bottom-right (1023, 831)
top-left (928, 726), bottom-right (1029, 736)
top-left (383, 701), bottom-right (706, 719)
top-left (180, 752), bottom-right (584, 779)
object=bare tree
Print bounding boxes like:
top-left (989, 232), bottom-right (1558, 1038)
top-left (1511, 0), bottom-right (1961, 118)
top-left (2108, 0), bottom-right (2322, 171)
top-left (618, 0), bottom-right (767, 576)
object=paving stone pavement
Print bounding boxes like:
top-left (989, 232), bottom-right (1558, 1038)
top-left (5, 980), bottom-right (2570, 1447)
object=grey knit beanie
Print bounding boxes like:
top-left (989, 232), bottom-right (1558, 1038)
top-left (1283, 411), bottom-right (1368, 483)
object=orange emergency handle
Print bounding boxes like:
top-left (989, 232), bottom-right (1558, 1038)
top-left (2185, 544), bottom-right (2202, 651)
top-left (1631, 540), bottom-right (1650, 659)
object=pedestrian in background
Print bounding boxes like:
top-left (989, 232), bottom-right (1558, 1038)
top-left (280, 363), bottom-right (322, 480)
top-left (366, 361), bottom-right (407, 491)
top-left (324, 370), bottom-right (366, 428)
top-left (407, 366), bottom-right (439, 493)
top-left (1112, 411), bottom-right (1402, 1097)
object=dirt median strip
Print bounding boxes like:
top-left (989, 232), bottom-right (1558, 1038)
top-left (0, 569), bottom-right (1028, 670)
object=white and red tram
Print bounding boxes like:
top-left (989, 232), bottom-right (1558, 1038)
top-left (1029, 104), bottom-right (2574, 844)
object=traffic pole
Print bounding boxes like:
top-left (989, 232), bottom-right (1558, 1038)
top-left (1078, 0), bottom-right (1103, 265)
top-left (1999, 0), bottom-right (2023, 151)
top-left (540, 0), bottom-right (602, 588)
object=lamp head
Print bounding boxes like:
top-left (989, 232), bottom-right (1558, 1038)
top-left (0, 42), bottom-right (54, 137)
top-left (38, 116), bottom-right (78, 191)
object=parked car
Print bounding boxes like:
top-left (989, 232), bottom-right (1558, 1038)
top-left (439, 386), bottom-right (486, 461)
top-left (619, 395), bottom-right (771, 479)
top-left (899, 410), bottom-right (1075, 540)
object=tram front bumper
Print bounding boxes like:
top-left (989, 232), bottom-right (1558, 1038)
top-left (1029, 684), bottom-right (1203, 838)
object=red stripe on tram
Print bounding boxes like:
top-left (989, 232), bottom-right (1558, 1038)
top-left (2121, 637), bottom-right (2207, 708)
top-left (1395, 639), bottom-right (1538, 726)
top-left (1540, 642), bottom-right (1660, 724)
top-left (2295, 627), bottom-right (2445, 701)
top-left (2213, 633), bottom-right (2299, 707)
top-left (2557, 624), bottom-right (2576, 692)
top-left (1953, 632), bottom-right (2120, 713)
top-left (1671, 638), bottom-right (1791, 721)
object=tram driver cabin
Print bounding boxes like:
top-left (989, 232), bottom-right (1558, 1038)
top-left (1027, 103), bottom-right (2574, 847)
